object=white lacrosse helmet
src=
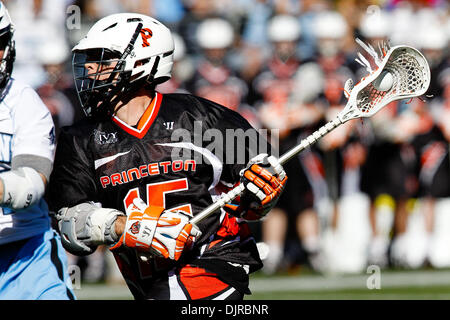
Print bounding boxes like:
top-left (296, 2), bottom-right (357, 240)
top-left (314, 11), bottom-right (348, 57)
top-left (359, 11), bottom-right (391, 39)
top-left (72, 13), bottom-right (174, 117)
top-left (0, 1), bottom-right (15, 90)
top-left (38, 40), bottom-right (69, 66)
top-left (416, 24), bottom-right (447, 50)
top-left (314, 11), bottom-right (348, 40)
top-left (196, 18), bottom-right (234, 49)
top-left (267, 15), bottom-right (301, 42)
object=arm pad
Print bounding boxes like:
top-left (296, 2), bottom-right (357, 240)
top-left (0, 167), bottom-right (45, 210)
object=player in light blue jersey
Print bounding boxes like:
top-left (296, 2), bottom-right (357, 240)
top-left (0, 1), bottom-right (74, 300)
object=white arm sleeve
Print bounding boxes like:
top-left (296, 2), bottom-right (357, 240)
top-left (11, 85), bottom-right (55, 162)
top-left (0, 84), bottom-right (55, 210)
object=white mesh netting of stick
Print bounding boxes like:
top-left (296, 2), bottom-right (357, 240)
top-left (356, 47), bottom-right (429, 115)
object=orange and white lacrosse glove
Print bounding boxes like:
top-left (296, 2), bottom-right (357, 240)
top-left (224, 154), bottom-right (287, 221)
top-left (111, 198), bottom-right (201, 261)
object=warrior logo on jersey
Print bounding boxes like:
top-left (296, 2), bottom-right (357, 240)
top-left (94, 129), bottom-right (118, 145)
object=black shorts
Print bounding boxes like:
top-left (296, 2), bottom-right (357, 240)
top-left (418, 153), bottom-right (450, 198)
top-left (275, 134), bottom-right (315, 216)
top-left (360, 142), bottom-right (410, 200)
top-left (145, 264), bottom-right (244, 300)
top-left (113, 256), bottom-right (245, 300)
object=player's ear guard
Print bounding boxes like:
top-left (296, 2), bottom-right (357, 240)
top-left (0, 167), bottom-right (45, 210)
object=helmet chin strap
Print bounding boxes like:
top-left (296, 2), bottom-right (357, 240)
top-left (108, 22), bottom-right (143, 83)
top-left (145, 55), bottom-right (160, 85)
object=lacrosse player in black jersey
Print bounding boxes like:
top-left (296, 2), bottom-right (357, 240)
top-left (46, 13), bottom-right (287, 300)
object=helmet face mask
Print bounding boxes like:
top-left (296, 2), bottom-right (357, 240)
top-left (0, 35), bottom-right (14, 89)
top-left (73, 48), bottom-right (126, 117)
top-left (0, 2), bottom-right (15, 92)
top-left (72, 13), bottom-right (175, 118)
top-left (0, 30), bottom-right (12, 50)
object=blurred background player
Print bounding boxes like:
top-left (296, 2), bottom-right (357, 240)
top-left (3, 0), bottom-right (67, 89)
top-left (251, 14), bottom-right (322, 274)
top-left (354, 9), bottom-right (397, 269)
top-left (186, 17), bottom-right (259, 128)
top-left (306, 10), bottom-right (371, 274)
top-left (394, 17), bottom-right (450, 269)
top-left (426, 61), bottom-right (450, 269)
top-left (36, 39), bottom-right (81, 138)
top-left (156, 32), bottom-right (194, 94)
top-left (176, 0), bottom-right (218, 56)
top-left (0, 1), bottom-right (74, 300)
top-left (357, 8), bottom-right (420, 269)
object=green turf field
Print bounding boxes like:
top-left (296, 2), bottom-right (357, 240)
top-left (248, 268), bottom-right (450, 300)
top-left (247, 286), bottom-right (450, 300)
top-left (73, 268), bottom-right (450, 300)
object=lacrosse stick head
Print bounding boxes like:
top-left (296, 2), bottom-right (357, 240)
top-left (339, 40), bottom-right (431, 122)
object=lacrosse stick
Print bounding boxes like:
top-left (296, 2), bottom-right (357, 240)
top-left (190, 39), bottom-right (431, 226)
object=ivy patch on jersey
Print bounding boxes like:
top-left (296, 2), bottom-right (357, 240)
top-left (94, 129), bottom-right (118, 145)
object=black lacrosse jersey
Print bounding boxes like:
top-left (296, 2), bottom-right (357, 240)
top-left (47, 92), bottom-right (271, 297)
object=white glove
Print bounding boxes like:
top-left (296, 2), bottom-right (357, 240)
top-left (57, 202), bottom-right (125, 255)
